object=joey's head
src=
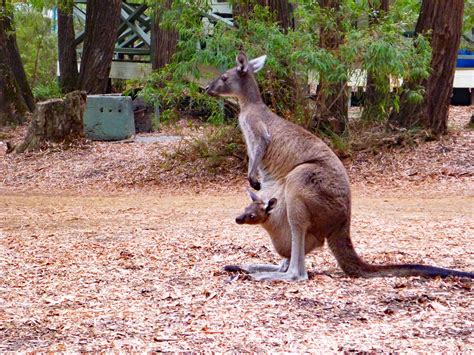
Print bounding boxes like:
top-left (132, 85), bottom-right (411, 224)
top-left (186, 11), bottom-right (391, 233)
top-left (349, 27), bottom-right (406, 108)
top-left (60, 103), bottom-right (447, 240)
top-left (235, 189), bottom-right (277, 225)
top-left (205, 52), bottom-right (266, 103)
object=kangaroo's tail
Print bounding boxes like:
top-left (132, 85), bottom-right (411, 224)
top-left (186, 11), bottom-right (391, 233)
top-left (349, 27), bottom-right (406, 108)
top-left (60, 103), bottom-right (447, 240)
top-left (327, 224), bottom-right (474, 279)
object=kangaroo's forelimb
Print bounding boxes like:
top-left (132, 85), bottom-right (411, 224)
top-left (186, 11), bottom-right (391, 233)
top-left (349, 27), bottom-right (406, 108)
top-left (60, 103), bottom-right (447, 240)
top-left (240, 116), bottom-right (271, 191)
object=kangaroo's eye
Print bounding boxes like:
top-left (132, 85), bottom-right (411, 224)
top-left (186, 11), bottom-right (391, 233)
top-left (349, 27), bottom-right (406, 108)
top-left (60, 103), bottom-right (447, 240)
top-left (250, 214), bottom-right (256, 219)
top-left (221, 75), bottom-right (228, 82)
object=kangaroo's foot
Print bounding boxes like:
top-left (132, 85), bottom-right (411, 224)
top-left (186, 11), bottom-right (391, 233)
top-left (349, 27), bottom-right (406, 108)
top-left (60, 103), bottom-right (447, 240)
top-left (224, 259), bottom-right (289, 274)
top-left (251, 269), bottom-right (308, 282)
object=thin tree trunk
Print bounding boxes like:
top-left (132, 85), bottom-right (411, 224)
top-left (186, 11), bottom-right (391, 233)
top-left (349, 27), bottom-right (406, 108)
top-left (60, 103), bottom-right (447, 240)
top-left (0, 0), bottom-right (29, 126)
top-left (79, 0), bottom-right (121, 94)
top-left (58, 3), bottom-right (79, 93)
top-left (363, 0), bottom-right (389, 121)
top-left (151, 0), bottom-right (178, 70)
top-left (315, 0), bottom-right (348, 134)
top-left (4, 2), bottom-right (35, 112)
top-left (259, 0), bottom-right (293, 30)
top-left (31, 37), bottom-right (43, 88)
top-left (389, 0), bottom-right (464, 136)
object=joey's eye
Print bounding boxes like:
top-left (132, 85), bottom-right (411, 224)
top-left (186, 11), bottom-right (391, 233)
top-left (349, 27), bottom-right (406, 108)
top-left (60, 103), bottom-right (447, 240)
top-left (250, 214), bottom-right (256, 219)
top-left (221, 75), bottom-right (228, 82)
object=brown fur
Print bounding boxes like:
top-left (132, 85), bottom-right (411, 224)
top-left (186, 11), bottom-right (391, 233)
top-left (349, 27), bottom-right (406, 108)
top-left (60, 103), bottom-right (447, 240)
top-left (207, 52), bottom-right (474, 281)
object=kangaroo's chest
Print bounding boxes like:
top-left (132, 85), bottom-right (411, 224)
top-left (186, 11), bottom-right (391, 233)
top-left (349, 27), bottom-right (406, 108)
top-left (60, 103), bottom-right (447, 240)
top-left (238, 113), bottom-right (257, 161)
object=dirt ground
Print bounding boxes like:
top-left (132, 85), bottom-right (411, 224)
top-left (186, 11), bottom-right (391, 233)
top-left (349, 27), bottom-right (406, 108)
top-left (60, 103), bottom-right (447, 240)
top-left (0, 190), bottom-right (473, 352)
top-left (0, 106), bottom-right (473, 351)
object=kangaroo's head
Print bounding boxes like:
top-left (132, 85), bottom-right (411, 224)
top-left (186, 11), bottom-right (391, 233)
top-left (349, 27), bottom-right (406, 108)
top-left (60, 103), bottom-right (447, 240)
top-left (205, 52), bottom-right (267, 102)
top-left (235, 189), bottom-right (277, 225)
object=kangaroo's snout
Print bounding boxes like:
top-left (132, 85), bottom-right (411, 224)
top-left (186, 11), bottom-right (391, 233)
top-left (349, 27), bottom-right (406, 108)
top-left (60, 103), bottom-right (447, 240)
top-left (235, 216), bottom-right (245, 224)
top-left (205, 84), bottom-right (217, 97)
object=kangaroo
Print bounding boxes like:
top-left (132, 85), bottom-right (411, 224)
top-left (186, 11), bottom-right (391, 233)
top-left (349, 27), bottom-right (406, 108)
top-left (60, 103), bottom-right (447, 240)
top-left (229, 188), bottom-right (474, 279)
top-left (206, 52), bottom-right (474, 281)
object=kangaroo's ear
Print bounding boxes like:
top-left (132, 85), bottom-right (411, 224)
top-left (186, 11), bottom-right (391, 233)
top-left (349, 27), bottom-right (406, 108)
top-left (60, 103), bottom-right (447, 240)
top-left (236, 52), bottom-right (249, 75)
top-left (249, 55), bottom-right (267, 73)
top-left (265, 197), bottom-right (277, 214)
top-left (247, 188), bottom-right (259, 202)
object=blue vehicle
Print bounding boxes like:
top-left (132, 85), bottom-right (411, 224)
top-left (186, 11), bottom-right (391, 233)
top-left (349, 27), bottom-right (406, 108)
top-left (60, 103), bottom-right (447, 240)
top-left (456, 49), bottom-right (474, 68)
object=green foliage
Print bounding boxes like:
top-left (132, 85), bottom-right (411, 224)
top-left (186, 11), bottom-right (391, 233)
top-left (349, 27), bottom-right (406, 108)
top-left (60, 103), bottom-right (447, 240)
top-left (142, 0), bottom-right (311, 125)
top-left (14, 4), bottom-right (58, 99)
top-left (143, 0), bottom-right (435, 129)
top-left (32, 80), bottom-right (61, 100)
top-left (461, 0), bottom-right (474, 51)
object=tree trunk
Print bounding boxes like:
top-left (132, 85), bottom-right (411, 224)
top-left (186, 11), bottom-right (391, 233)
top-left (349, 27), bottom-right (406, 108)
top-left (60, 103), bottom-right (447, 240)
top-left (150, 0), bottom-right (178, 70)
top-left (233, 0), bottom-right (293, 31)
top-left (13, 91), bottom-right (87, 153)
top-left (389, 0), bottom-right (464, 136)
top-left (3, 2), bottom-right (35, 112)
top-left (314, 0), bottom-right (348, 134)
top-left (0, 0), bottom-right (29, 126)
top-left (79, 0), bottom-right (121, 94)
top-left (259, 0), bottom-right (293, 30)
top-left (363, 0), bottom-right (389, 121)
top-left (58, 3), bottom-right (79, 93)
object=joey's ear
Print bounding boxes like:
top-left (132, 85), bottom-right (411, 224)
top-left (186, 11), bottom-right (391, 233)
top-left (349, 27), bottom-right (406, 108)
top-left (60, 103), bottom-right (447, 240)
top-left (265, 198), bottom-right (277, 214)
top-left (247, 188), bottom-right (260, 202)
top-left (236, 52), bottom-right (249, 75)
top-left (249, 55), bottom-right (267, 73)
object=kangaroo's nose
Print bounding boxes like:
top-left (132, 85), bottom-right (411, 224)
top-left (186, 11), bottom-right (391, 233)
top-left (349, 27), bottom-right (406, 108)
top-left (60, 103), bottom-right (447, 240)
top-left (235, 216), bottom-right (244, 224)
top-left (204, 85), bottom-right (209, 92)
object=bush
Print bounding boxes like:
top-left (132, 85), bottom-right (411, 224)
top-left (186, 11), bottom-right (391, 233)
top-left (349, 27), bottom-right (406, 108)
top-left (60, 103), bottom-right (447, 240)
top-left (162, 124), bottom-right (246, 174)
top-left (32, 81), bottom-right (62, 101)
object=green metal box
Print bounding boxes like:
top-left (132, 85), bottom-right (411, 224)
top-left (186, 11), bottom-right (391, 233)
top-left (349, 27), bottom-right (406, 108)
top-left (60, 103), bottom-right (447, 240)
top-left (84, 95), bottom-right (135, 141)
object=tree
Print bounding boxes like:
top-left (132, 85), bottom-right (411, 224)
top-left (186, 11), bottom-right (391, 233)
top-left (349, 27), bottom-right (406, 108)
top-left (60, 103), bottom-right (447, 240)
top-left (389, 0), bottom-right (465, 136)
top-left (314, 0), bottom-right (348, 135)
top-left (79, 0), bottom-right (121, 94)
top-left (257, 0), bottom-right (293, 31)
top-left (58, 2), bottom-right (79, 93)
top-left (0, 0), bottom-right (33, 126)
top-left (362, 0), bottom-right (390, 121)
top-left (150, 0), bottom-right (178, 70)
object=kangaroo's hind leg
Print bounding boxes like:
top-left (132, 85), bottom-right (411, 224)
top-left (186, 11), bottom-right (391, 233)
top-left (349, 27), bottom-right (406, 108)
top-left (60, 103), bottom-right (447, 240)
top-left (224, 259), bottom-right (289, 274)
top-left (251, 196), bottom-right (309, 281)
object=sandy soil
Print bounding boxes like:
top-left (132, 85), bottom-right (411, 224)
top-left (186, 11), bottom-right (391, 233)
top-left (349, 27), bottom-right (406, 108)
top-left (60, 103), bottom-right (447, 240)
top-left (1, 190), bottom-right (473, 352)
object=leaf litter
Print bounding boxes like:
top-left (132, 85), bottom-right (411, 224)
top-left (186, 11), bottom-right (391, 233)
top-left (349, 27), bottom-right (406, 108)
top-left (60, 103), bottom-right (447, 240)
top-left (0, 106), bottom-right (472, 352)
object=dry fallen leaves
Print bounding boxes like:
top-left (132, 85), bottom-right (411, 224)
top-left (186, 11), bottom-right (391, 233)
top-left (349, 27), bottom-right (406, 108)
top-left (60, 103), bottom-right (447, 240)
top-left (0, 106), bottom-right (473, 352)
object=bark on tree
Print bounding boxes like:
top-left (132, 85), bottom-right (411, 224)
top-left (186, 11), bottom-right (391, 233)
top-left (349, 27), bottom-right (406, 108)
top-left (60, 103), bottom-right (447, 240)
top-left (5, 20), bottom-right (35, 113)
top-left (2, 1), bottom-right (35, 113)
top-left (389, 0), bottom-right (464, 136)
top-left (0, 0), bottom-right (29, 126)
top-left (314, 0), bottom-right (348, 134)
top-left (151, 0), bottom-right (178, 70)
top-left (13, 91), bottom-right (87, 153)
top-left (363, 0), bottom-right (390, 121)
top-left (79, 0), bottom-right (121, 94)
top-left (58, 3), bottom-right (79, 93)
top-left (233, 0), bottom-right (293, 31)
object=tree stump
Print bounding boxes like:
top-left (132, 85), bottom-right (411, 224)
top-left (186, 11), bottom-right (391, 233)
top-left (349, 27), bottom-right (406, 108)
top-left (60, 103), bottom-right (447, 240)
top-left (13, 91), bottom-right (87, 153)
